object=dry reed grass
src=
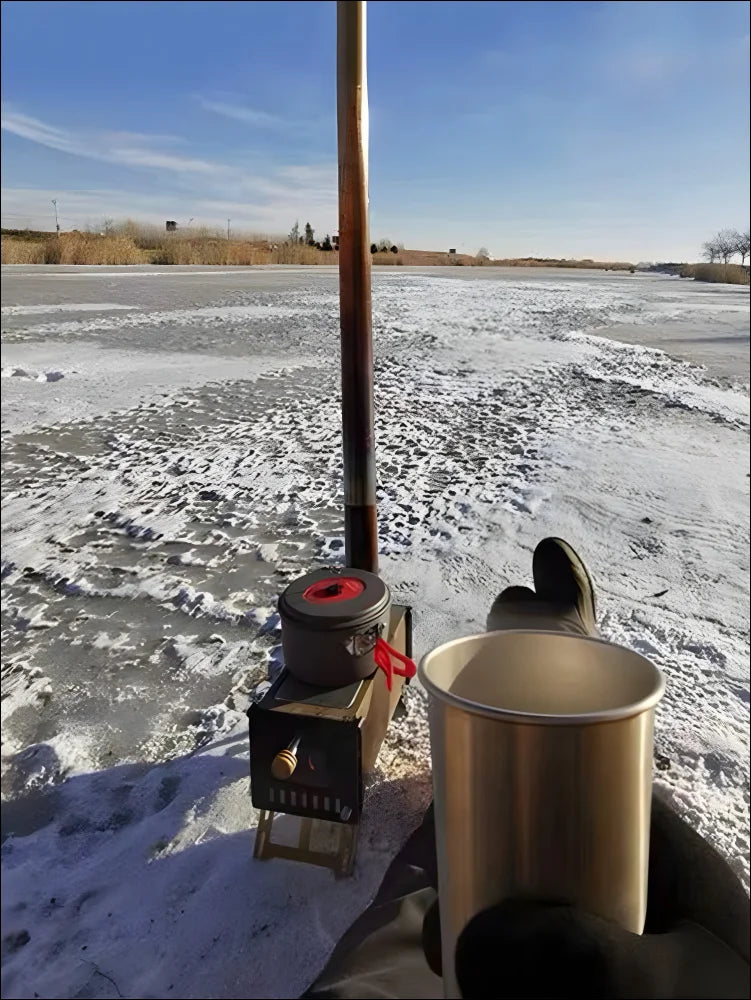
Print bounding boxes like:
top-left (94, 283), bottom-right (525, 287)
top-left (270, 243), bottom-right (334, 265)
top-left (150, 239), bottom-right (269, 266)
top-left (52, 233), bottom-right (145, 264)
top-left (1, 232), bottom-right (147, 264)
top-left (3, 223), bottom-right (650, 273)
top-left (680, 262), bottom-right (750, 285)
top-left (2, 239), bottom-right (45, 263)
top-left (489, 257), bottom-right (635, 271)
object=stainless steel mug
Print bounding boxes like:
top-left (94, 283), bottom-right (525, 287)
top-left (419, 629), bottom-right (665, 998)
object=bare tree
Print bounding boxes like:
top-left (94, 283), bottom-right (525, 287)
top-left (476, 247), bottom-right (490, 260)
top-left (701, 239), bottom-right (718, 263)
top-left (714, 229), bottom-right (738, 266)
top-left (733, 229), bottom-right (750, 267)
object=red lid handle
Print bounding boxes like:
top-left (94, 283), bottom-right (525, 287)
top-left (302, 576), bottom-right (366, 603)
top-left (374, 637), bottom-right (417, 692)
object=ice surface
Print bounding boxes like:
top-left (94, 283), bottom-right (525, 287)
top-left (1, 266), bottom-right (748, 998)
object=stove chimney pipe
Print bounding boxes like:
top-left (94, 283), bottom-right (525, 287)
top-left (337, 0), bottom-right (378, 573)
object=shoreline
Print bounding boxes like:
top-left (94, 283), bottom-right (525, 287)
top-left (592, 318), bottom-right (750, 387)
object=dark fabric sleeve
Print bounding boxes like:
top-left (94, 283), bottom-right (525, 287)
top-left (304, 797), bottom-right (750, 999)
top-left (302, 806), bottom-right (440, 999)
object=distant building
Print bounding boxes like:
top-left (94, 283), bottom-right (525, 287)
top-left (333, 234), bottom-right (340, 250)
top-left (448, 248), bottom-right (456, 255)
top-left (165, 221), bottom-right (177, 232)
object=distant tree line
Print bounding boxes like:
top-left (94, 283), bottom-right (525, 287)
top-left (287, 220), bottom-right (335, 251)
top-left (371, 239), bottom-right (399, 254)
top-left (701, 228), bottom-right (750, 267)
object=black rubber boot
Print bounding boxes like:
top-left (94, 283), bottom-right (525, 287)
top-left (487, 539), bottom-right (597, 637)
top-left (532, 537), bottom-right (597, 635)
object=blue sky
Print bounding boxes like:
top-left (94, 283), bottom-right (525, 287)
top-left (2, 0), bottom-right (749, 260)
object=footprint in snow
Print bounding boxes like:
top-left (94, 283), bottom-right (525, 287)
top-left (1, 368), bottom-right (66, 382)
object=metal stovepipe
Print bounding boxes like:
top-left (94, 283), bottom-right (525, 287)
top-left (337, 0), bottom-right (378, 573)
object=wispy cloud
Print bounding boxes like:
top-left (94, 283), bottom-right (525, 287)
top-left (196, 93), bottom-right (334, 140)
top-left (1, 104), bottom-right (224, 177)
top-left (0, 109), bottom-right (79, 154)
top-left (1, 103), bottom-right (337, 234)
top-left (604, 46), bottom-right (693, 87)
top-left (593, 15), bottom-right (750, 91)
top-left (2, 103), bottom-right (336, 188)
top-left (197, 97), bottom-right (287, 129)
top-left (1, 184), bottom-right (337, 236)
top-left (106, 146), bottom-right (222, 177)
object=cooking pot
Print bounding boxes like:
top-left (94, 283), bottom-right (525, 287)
top-left (278, 567), bottom-right (392, 687)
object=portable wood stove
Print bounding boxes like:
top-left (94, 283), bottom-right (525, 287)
top-left (248, 604), bottom-right (412, 875)
top-left (247, 2), bottom-right (407, 876)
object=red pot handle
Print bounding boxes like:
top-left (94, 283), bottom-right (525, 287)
top-left (374, 637), bottom-right (417, 692)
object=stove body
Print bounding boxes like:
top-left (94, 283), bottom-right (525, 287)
top-left (248, 604), bottom-right (412, 873)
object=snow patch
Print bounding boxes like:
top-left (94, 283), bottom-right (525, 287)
top-left (1, 303), bottom-right (137, 316)
top-left (1, 268), bottom-right (748, 999)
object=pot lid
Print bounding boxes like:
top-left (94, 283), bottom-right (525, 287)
top-left (279, 567), bottom-right (390, 627)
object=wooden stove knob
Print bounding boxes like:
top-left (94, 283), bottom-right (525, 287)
top-left (271, 748), bottom-right (298, 780)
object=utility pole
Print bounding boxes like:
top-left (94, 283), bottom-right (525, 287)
top-left (51, 199), bottom-right (60, 235)
top-left (227, 219), bottom-right (231, 241)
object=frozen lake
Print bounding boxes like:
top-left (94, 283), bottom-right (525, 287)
top-left (1, 264), bottom-right (749, 999)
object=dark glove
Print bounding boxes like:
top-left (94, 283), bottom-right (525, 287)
top-left (450, 795), bottom-right (750, 998)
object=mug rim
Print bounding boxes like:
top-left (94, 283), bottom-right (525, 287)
top-left (418, 629), bottom-right (666, 726)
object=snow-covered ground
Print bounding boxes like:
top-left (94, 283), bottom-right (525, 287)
top-left (1, 265), bottom-right (749, 999)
